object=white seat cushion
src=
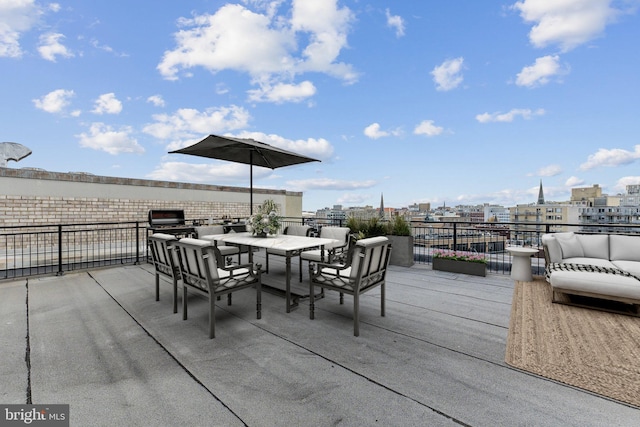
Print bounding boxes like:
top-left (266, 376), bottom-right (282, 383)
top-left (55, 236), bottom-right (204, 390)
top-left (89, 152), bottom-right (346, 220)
top-left (550, 270), bottom-right (640, 301)
top-left (612, 261), bottom-right (640, 277)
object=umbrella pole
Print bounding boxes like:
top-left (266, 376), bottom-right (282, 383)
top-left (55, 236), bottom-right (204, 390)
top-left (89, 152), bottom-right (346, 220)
top-left (250, 153), bottom-right (253, 215)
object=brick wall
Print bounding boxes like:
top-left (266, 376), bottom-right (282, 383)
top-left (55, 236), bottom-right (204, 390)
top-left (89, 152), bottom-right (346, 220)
top-left (0, 168), bottom-right (302, 227)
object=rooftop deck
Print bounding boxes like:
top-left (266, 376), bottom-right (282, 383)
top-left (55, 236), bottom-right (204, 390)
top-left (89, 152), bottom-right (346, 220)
top-left (2, 253), bottom-right (639, 426)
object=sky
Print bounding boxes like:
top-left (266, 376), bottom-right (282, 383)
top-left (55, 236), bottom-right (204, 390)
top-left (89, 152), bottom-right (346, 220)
top-left (2, 0), bottom-right (640, 212)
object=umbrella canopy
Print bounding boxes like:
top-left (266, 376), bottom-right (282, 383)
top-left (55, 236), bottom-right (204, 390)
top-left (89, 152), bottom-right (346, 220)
top-left (170, 134), bottom-right (320, 214)
top-left (0, 142), bottom-right (32, 167)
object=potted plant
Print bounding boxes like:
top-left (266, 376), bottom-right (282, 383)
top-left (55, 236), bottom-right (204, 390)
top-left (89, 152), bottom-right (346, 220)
top-left (346, 216), bottom-right (414, 267)
top-left (432, 249), bottom-right (487, 277)
top-left (249, 199), bottom-right (281, 237)
top-left (385, 216), bottom-right (414, 267)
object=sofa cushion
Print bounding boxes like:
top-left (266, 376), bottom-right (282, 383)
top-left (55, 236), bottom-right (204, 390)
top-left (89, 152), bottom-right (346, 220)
top-left (555, 233), bottom-right (584, 259)
top-left (609, 235), bottom-right (640, 262)
top-left (575, 234), bottom-right (609, 260)
top-left (542, 234), bottom-right (563, 263)
top-left (612, 261), bottom-right (640, 277)
top-left (562, 257), bottom-right (617, 270)
top-left (550, 270), bottom-right (640, 301)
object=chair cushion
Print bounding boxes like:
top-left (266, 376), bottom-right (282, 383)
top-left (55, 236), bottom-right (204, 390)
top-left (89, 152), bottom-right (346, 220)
top-left (151, 233), bottom-right (178, 242)
top-left (319, 227), bottom-right (350, 250)
top-left (285, 225), bottom-right (311, 236)
top-left (178, 238), bottom-right (219, 281)
top-left (195, 225), bottom-right (225, 237)
top-left (198, 236), bottom-right (240, 255)
top-left (300, 249), bottom-right (328, 262)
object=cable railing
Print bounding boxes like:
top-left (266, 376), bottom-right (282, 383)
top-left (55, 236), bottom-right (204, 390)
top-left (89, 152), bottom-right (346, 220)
top-left (2, 218), bottom-right (640, 280)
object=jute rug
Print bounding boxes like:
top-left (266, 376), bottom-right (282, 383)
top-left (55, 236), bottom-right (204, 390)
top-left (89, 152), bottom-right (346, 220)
top-left (505, 279), bottom-right (640, 407)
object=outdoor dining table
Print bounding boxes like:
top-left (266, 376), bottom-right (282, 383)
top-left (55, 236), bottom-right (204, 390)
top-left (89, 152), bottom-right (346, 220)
top-left (201, 232), bottom-right (338, 312)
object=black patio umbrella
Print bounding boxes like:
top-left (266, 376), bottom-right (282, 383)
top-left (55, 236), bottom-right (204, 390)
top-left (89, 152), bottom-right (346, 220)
top-left (170, 134), bottom-right (320, 214)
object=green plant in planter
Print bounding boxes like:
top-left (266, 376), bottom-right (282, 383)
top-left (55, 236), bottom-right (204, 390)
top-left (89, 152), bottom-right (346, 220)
top-left (346, 216), bottom-right (387, 239)
top-left (433, 249), bottom-right (487, 264)
top-left (387, 215), bottom-right (411, 236)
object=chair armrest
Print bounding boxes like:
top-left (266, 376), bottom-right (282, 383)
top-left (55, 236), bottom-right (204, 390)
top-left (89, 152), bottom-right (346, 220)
top-left (309, 258), bottom-right (351, 279)
top-left (205, 246), bottom-right (261, 275)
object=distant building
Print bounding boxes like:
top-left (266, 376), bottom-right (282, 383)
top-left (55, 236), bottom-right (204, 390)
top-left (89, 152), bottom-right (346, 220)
top-left (315, 205), bottom-right (347, 225)
top-left (579, 184), bottom-right (640, 231)
top-left (483, 204), bottom-right (510, 223)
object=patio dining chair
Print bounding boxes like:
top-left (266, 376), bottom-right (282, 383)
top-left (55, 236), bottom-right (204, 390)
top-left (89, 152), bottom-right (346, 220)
top-left (195, 225), bottom-right (243, 263)
top-left (299, 226), bottom-right (351, 282)
top-left (265, 224), bottom-right (312, 274)
top-left (309, 236), bottom-right (392, 336)
top-left (174, 238), bottom-right (262, 339)
top-left (148, 233), bottom-right (181, 314)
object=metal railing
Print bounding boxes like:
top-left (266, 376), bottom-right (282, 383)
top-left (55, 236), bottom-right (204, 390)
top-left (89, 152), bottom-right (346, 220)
top-left (3, 218), bottom-right (640, 281)
top-left (1, 222), bottom-right (144, 280)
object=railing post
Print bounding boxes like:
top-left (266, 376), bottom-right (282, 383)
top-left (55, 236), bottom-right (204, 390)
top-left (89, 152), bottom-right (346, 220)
top-left (453, 223), bottom-right (457, 251)
top-left (135, 221), bottom-right (140, 265)
top-left (56, 224), bottom-right (64, 276)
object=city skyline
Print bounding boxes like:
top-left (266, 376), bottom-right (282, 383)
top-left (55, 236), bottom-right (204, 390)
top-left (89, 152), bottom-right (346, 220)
top-left (2, 1), bottom-right (640, 211)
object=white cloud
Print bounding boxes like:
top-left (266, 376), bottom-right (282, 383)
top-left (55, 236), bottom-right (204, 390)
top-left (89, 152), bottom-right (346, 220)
top-left (580, 145), bottom-right (640, 170)
top-left (234, 131), bottom-right (334, 161)
top-left (143, 105), bottom-right (251, 145)
top-left (476, 108), bottom-right (545, 123)
top-left (247, 80), bottom-right (316, 103)
top-left (533, 164), bottom-right (562, 177)
top-left (76, 123), bottom-right (144, 155)
top-left (431, 57), bottom-right (464, 91)
top-left (37, 32), bottom-right (73, 61)
top-left (286, 178), bottom-right (377, 191)
top-left (147, 95), bottom-right (166, 107)
top-left (0, 0), bottom-right (41, 58)
top-left (512, 0), bottom-right (621, 52)
top-left (157, 1), bottom-right (357, 103)
top-left (33, 89), bottom-right (75, 113)
top-left (413, 120), bottom-right (444, 137)
top-left (364, 123), bottom-right (388, 139)
top-left (92, 93), bottom-right (123, 115)
top-left (338, 192), bottom-right (372, 205)
top-left (613, 176), bottom-right (640, 192)
top-left (385, 9), bottom-right (405, 37)
top-left (147, 160), bottom-right (269, 183)
top-left (565, 176), bottom-right (585, 187)
top-left (516, 55), bottom-right (568, 87)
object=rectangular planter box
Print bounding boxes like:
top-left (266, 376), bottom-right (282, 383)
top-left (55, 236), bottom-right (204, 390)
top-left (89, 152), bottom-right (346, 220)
top-left (433, 258), bottom-right (486, 277)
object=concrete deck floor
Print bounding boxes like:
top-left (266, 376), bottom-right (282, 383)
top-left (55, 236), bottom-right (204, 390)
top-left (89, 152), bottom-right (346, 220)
top-left (1, 253), bottom-right (639, 426)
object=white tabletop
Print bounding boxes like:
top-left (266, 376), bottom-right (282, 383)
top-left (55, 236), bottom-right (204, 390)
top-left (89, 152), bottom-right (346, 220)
top-left (506, 247), bottom-right (539, 256)
top-left (201, 232), bottom-right (338, 252)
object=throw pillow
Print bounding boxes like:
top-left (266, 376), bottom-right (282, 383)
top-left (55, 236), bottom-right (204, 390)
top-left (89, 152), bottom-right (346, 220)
top-left (555, 233), bottom-right (584, 259)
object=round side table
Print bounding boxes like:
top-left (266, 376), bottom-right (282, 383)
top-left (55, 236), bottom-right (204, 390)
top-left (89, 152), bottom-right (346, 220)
top-left (506, 247), bottom-right (539, 282)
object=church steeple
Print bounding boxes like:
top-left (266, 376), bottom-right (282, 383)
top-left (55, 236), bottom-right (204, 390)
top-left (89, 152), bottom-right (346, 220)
top-left (379, 193), bottom-right (385, 219)
top-left (537, 180), bottom-right (545, 205)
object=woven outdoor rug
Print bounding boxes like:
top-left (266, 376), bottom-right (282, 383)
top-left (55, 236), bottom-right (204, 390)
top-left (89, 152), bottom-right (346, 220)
top-left (505, 279), bottom-right (640, 407)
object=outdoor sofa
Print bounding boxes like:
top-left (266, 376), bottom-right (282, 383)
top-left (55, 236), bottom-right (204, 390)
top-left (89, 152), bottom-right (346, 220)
top-left (542, 232), bottom-right (640, 310)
